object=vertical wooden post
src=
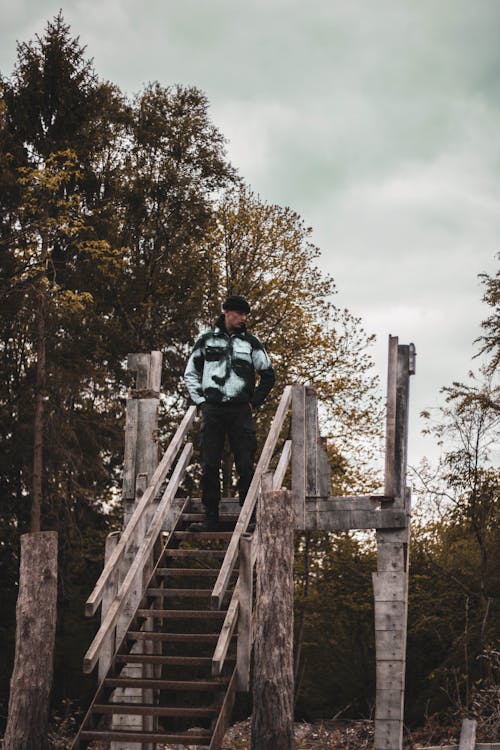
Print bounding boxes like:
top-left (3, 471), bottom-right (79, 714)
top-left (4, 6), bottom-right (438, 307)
top-left (98, 531), bottom-right (120, 683)
top-left (305, 386), bottom-right (318, 497)
top-left (237, 533), bottom-right (253, 692)
top-left (304, 386), bottom-right (330, 498)
top-left (292, 385), bottom-right (306, 529)
top-left (111, 352), bottom-right (162, 750)
top-left (374, 338), bottom-right (414, 750)
top-left (458, 718), bottom-right (477, 750)
top-left (251, 485), bottom-right (295, 750)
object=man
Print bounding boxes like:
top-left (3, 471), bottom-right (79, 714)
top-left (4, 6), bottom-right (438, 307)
top-left (184, 295), bottom-right (275, 530)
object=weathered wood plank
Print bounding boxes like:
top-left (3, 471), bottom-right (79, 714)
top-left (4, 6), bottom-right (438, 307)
top-left (122, 398), bottom-right (139, 501)
top-left (274, 440), bottom-right (292, 489)
top-left (209, 668), bottom-right (238, 750)
top-left (375, 660), bottom-right (405, 689)
top-left (252, 488), bottom-right (294, 750)
top-left (373, 572), bottom-right (407, 602)
top-left (212, 598), bottom-right (239, 677)
top-left (384, 335), bottom-right (398, 499)
top-left (306, 508), bottom-right (407, 531)
top-left (317, 435), bottom-right (331, 497)
top-left (393, 345), bottom-right (411, 508)
top-left (292, 385), bottom-right (306, 528)
top-left (237, 534), bottom-right (253, 692)
top-left (211, 386), bottom-right (292, 609)
top-left (128, 353), bottom-right (151, 389)
top-left (375, 689), bottom-right (404, 721)
top-left (149, 351), bottom-right (162, 393)
top-left (374, 630), bottom-right (405, 660)
top-left (305, 386), bottom-right (318, 496)
top-left (459, 719), bottom-right (477, 750)
top-left (374, 601), bottom-right (406, 631)
top-left (98, 532), bottom-right (119, 683)
top-left (376, 543), bottom-right (406, 572)
top-left (374, 717), bottom-right (403, 750)
top-left (306, 495), bottom-right (381, 511)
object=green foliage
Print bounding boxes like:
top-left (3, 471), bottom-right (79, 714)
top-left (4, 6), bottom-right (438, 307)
top-left (476, 257), bottom-right (500, 376)
top-left (294, 532), bottom-right (377, 719)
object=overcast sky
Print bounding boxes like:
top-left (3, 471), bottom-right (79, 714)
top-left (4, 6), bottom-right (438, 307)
top-left (2, 1), bottom-right (499, 468)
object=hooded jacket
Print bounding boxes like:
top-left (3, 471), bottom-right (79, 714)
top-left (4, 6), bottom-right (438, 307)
top-left (184, 316), bottom-right (275, 407)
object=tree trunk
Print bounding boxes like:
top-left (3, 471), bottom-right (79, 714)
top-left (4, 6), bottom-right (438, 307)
top-left (251, 488), bottom-right (295, 750)
top-left (4, 531), bottom-right (58, 750)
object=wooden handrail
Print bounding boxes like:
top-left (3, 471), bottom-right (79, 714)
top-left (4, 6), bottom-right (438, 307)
top-left (83, 443), bottom-right (193, 673)
top-left (211, 387), bottom-right (292, 609)
top-left (85, 406), bottom-right (196, 616)
top-left (212, 440), bottom-right (292, 677)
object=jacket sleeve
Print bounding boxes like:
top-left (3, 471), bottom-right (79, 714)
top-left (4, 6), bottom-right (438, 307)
top-left (250, 343), bottom-right (276, 407)
top-left (184, 339), bottom-right (206, 405)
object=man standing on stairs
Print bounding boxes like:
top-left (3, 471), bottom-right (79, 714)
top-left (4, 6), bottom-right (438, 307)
top-left (184, 295), bottom-right (275, 531)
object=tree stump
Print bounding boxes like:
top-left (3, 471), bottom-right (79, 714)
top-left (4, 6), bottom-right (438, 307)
top-left (4, 531), bottom-right (58, 750)
top-left (251, 487), bottom-right (295, 750)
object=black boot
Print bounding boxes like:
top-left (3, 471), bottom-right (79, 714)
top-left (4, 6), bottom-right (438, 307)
top-left (189, 510), bottom-right (219, 532)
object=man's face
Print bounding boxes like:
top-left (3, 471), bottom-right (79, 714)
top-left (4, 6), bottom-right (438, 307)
top-left (224, 309), bottom-right (247, 333)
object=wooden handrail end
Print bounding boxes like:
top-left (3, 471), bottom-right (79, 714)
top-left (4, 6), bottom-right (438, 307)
top-left (83, 657), bottom-right (94, 674)
top-left (211, 659), bottom-right (222, 677)
top-left (211, 593), bottom-right (222, 610)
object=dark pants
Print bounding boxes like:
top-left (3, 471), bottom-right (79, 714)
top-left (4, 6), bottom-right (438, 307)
top-left (201, 402), bottom-right (257, 518)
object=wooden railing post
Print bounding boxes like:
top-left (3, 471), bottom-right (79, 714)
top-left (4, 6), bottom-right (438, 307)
top-left (98, 531), bottom-right (119, 683)
top-left (252, 483), bottom-right (294, 750)
top-left (237, 533), bottom-right (253, 692)
top-left (305, 386), bottom-right (331, 499)
top-left (292, 385), bottom-right (306, 529)
top-left (374, 337), bottom-right (415, 750)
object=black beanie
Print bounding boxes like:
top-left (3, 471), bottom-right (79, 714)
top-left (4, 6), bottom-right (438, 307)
top-left (222, 295), bottom-right (251, 314)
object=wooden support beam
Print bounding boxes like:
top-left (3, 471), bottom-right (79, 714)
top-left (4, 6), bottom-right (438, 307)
top-left (98, 532), bottom-right (120, 683)
top-left (375, 336), bottom-right (415, 750)
top-left (384, 335), bottom-right (398, 500)
top-left (459, 719), bottom-right (477, 750)
top-left (237, 534), bottom-right (253, 692)
top-left (304, 495), bottom-right (407, 531)
top-left (252, 487), bottom-right (294, 750)
top-left (306, 508), bottom-right (406, 531)
top-left (305, 386), bottom-right (318, 496)
top-left (291, 385), bottom-right (306, 528)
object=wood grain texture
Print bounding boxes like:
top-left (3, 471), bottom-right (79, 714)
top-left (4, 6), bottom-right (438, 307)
top-left (252, 489), bottom-right (294, 750)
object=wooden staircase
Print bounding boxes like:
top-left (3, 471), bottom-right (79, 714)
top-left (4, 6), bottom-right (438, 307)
top-left (72, 503), bottom-right (242, 748)
top-left (71, 375), bottom-right (293, 750)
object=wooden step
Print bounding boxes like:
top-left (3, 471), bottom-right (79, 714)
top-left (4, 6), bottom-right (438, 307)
top-left (181, 513), bottom-right (239, 523)
top-left (103, 677), bottom-right (229, 690)
top-left (155, 567), bottom-right (237, 577)
top-left (136, 608), bottom-right (227, 621)
top-left (93, 703), bottom-right (218, 717)
top-left (146, 587), bottom-right (217, 597)
top-left (115, 654), bottom-right (219, 666)
top-left (163, 549), bottom-right (229, 559)
top-left (173, 531), bottom-right (233, 541)
top-left (80, 731), bottom-right (209, 745)
top-left (146, 588), bottom-right (232, 600)
top-left (127, 631), bottom-right (226, 643)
